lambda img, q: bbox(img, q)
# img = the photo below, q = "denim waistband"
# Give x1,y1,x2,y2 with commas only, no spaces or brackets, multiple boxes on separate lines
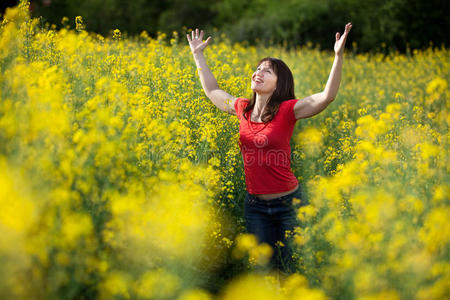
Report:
247,186,300,206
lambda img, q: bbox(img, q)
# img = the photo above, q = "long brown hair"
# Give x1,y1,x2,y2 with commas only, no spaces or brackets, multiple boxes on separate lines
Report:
243,57,296,123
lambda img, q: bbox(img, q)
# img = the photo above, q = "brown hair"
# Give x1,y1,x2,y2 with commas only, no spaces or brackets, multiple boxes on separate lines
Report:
243,57,296,123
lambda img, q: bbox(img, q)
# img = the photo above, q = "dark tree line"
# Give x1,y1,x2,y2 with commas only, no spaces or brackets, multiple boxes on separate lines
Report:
2,0,449,53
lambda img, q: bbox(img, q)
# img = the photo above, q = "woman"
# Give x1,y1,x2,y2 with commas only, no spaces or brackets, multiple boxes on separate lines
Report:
187,23,352,274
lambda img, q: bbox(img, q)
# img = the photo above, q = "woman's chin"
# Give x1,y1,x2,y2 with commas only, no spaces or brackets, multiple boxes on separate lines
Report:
251,86,262,93
251,88,270,95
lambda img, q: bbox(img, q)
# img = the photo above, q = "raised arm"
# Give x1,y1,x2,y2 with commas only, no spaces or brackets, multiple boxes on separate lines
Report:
187,28,237,115
294,23,352,119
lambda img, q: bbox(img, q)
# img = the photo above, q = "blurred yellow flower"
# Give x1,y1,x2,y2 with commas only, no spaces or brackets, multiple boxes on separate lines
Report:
178,289,212,300
99,271,131,300
296,126,324,155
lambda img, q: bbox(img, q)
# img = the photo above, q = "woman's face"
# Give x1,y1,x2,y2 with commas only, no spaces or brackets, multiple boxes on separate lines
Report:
251,61,277,95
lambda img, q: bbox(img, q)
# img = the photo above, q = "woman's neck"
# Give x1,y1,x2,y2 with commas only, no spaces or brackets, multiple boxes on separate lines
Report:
253,93,271,115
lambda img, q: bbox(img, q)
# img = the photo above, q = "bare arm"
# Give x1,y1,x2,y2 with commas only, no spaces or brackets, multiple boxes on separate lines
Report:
187,29,237,115
294,23,352,119
294,55,344,119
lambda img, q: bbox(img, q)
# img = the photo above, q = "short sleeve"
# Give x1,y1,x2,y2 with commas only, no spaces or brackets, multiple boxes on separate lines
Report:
234,97,248,119
285,99,299,124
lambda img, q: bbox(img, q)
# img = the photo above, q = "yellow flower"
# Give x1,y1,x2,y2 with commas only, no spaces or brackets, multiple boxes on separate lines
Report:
220,274,280,300
296,126,324,155
60,213,93,248
113,29,121,40
99,271,131,300
249,243,273,266
75,16,85,31
432,185,448,205
133,269,180,299
178,289,212,300
426,77,447,95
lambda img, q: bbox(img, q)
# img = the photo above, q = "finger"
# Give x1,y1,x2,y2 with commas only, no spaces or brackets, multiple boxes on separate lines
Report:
342,25,351,39
336,32,340,41
199,29,204,41
195,28,199,38
204,36,212,46
191,29,195,40
345,23,352,33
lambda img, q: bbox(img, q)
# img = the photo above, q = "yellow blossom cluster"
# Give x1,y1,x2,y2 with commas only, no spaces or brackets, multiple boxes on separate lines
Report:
294,79,448,298
220,273,328,300
232,233,273,266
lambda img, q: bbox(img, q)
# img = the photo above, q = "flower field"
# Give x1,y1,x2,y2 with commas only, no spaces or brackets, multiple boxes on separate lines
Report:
0,3,448,299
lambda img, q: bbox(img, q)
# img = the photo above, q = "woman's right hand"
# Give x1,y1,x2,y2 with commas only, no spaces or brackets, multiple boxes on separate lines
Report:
187,28,211,54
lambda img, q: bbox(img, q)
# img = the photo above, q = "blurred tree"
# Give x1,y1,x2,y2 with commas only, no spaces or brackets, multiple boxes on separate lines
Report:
26,0,450,53
157,0,216,34
31,0,165,37
214,0,449,53
395,0,449,50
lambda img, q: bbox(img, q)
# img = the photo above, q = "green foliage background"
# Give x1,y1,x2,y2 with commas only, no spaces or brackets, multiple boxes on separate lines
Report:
25,0,450,53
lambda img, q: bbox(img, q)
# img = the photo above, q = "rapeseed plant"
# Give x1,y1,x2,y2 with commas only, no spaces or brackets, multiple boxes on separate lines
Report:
0,1,448,299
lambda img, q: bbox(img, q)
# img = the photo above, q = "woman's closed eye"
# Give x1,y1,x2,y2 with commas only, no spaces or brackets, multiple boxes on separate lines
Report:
256,68,272,73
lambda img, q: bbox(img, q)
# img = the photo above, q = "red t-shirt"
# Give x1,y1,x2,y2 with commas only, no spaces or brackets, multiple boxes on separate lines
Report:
234,97,299,194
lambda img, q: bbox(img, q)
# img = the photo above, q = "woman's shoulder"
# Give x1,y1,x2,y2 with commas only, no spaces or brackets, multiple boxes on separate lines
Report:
234,97,250,115
278,99,299,123
281,98,299,104
236,97,250,107
280,99,299,109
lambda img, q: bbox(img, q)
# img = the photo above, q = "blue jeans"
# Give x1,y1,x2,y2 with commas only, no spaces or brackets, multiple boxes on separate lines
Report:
244,185,308,274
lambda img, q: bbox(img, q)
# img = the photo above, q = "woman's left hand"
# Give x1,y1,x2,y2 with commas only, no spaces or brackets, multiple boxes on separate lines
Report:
334,23,352,56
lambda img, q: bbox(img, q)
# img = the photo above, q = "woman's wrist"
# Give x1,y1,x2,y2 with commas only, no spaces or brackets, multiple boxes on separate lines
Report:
193,50,204,58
